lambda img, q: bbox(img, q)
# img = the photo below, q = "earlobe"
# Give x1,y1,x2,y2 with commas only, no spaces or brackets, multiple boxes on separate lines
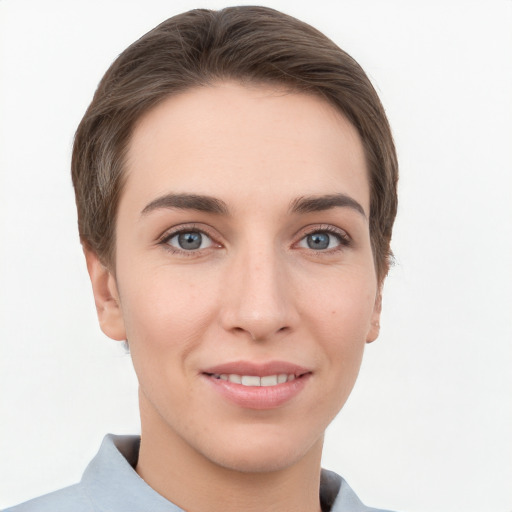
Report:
83,248,126,341
366,290,382,343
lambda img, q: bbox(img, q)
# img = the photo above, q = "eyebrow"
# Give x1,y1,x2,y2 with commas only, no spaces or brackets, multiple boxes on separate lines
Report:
140,192,366,218
141,193,229,216
289,194,367,218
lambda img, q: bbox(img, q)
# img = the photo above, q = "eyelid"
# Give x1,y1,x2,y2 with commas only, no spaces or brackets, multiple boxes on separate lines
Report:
298,224,350,240
157,222,213,241
157,223,222,254
294,224,352,250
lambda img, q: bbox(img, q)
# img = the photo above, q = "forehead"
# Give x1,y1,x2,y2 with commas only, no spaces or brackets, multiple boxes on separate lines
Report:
122,81,369,214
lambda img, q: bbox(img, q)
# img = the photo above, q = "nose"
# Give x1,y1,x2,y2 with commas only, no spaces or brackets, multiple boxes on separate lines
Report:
219,244,298,342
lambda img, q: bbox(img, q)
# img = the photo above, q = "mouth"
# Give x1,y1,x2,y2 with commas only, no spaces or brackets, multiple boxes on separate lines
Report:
201,361,312,409
204,372,302,387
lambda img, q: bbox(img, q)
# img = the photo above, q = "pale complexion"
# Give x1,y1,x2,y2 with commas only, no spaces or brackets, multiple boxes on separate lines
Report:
86,82,381,512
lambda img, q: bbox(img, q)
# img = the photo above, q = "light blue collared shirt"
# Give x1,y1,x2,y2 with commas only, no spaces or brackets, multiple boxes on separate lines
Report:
4,434,394,512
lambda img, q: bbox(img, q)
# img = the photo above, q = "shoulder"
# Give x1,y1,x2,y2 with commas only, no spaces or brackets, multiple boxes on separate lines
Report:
3,483,94,512
322,469,397,512
2,434,136,512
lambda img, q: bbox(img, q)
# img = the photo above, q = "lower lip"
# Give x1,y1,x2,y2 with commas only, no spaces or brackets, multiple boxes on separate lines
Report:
203,374,311,410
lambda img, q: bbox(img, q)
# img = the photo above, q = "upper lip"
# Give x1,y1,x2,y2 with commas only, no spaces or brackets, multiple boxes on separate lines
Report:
202,360,311,377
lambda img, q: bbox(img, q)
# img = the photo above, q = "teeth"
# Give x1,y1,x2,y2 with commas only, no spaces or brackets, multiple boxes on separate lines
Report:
228,374,242,384
241,375,261,387
260,375,278,386
212,373,297,386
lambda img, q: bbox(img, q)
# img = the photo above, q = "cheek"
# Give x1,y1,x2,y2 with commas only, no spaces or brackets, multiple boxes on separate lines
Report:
300,269,377,340
118,268,219,352
299,271,376,386
118,270,221,412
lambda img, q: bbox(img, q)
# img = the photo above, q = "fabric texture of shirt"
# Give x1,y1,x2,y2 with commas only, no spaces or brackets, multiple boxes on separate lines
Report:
4,434,394,512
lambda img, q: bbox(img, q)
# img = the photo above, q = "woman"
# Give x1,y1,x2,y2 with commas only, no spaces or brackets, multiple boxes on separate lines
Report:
5,6,398,511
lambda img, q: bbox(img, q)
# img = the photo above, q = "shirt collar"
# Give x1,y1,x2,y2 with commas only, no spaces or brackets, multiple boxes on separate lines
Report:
81,434,183,511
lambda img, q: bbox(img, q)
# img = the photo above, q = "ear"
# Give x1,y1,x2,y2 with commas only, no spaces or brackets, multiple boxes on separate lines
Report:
84,248,126,341
366,288,382,343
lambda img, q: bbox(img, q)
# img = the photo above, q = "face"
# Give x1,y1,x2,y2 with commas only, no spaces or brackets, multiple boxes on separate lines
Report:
88,82,381,474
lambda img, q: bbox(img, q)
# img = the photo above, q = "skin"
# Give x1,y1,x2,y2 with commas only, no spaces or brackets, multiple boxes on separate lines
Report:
86,82,382,512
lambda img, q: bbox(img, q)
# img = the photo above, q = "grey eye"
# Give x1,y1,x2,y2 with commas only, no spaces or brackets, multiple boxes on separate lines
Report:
298,231,342,251
167,231,212,251
307,233,330,250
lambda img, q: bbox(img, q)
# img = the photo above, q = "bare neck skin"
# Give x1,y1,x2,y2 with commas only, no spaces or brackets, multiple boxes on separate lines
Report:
136,391,323,512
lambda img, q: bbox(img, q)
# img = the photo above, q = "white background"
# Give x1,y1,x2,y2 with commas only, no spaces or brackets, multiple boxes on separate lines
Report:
1,1,511,511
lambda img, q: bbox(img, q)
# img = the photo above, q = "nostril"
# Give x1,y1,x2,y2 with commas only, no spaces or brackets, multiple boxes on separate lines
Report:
229,324,290,341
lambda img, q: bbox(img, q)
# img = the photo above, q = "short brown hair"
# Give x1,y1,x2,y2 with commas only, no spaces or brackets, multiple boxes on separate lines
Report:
72,6,398,282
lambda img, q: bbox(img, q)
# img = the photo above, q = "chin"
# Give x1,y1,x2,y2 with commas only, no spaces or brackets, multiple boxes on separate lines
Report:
214,449,305,474
199,428,323,474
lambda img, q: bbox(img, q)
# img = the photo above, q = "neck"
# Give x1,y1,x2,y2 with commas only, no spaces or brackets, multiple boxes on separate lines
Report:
136,394,323,512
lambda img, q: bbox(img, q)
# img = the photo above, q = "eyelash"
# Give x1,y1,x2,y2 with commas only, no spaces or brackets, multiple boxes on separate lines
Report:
158,224,219,257
296,225,351,253
157,223,351,256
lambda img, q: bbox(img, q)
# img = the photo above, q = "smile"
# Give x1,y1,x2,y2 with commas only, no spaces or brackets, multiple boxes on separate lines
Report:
208,373,297,386
201,362,311,409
